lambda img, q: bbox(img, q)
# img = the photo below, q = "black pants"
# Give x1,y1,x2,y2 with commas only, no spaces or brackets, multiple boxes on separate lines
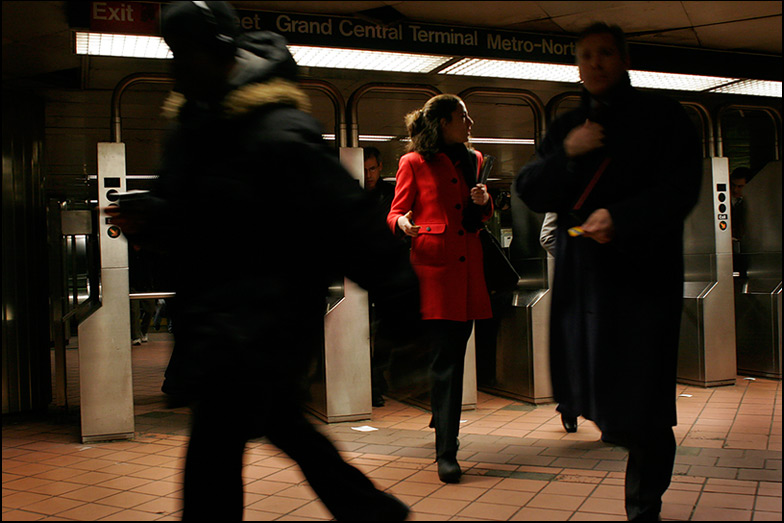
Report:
428,320,474,460
606,427,677,521
182,392,399,521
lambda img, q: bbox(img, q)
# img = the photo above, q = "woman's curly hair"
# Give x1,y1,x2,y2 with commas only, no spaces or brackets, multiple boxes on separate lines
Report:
404,94,465,161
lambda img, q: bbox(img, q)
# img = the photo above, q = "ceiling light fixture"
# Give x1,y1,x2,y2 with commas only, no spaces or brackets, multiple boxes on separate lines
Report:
72,33,780,98
288,45,453,73
75,32,172,59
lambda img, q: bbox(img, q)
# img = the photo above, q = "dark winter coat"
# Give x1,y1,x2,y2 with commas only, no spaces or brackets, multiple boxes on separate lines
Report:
131,32,419,400
515,79,702,432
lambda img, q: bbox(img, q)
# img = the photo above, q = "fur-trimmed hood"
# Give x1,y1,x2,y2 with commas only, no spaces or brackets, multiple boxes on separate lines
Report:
161,30,310,119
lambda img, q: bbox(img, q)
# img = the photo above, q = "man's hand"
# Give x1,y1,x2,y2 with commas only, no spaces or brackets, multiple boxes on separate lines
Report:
564,120,605,158
580,208,615,244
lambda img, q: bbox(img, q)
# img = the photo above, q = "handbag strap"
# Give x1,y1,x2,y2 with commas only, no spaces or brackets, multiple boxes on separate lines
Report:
572,157,611,211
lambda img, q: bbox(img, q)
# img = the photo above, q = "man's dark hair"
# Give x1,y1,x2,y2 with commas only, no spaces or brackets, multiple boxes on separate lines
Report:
577,22,629,60
364,146,382,163
731,166,752,181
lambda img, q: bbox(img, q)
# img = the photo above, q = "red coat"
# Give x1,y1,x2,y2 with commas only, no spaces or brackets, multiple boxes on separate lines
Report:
387,150,493,321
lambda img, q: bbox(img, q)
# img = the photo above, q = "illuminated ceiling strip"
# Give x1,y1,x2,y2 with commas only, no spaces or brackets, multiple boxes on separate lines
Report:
708,79,782,97
470,137,534,145
288,45,453,73
73,33,780,98
75,32,172,59
439,58,580,83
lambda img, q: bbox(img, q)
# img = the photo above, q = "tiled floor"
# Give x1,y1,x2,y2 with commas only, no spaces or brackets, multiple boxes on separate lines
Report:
2,333,781,521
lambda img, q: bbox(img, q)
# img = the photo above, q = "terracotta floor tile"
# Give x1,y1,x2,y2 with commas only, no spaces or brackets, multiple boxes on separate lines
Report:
97,508,163,520
60,485,120,502
510,506,574,520
1,490,51,509
752,510,784,521
411,496,470,516
527,492,586,511
458,500,521,520
99,475,151,491
289,499,334,520
540,480,597,497
129,495,180,516
244,480,295,496
580,496,626,516
691,505,752,520
96,490,158,509
0,509,43,521
22,495,84,516
430,484,486,501
246,494,311,515
754,495,783,512
476,488,535,506
495,477,549,492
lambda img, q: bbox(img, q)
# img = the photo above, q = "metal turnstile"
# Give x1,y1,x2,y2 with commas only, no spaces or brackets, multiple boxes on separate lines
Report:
734,161,782,379
677,157,737,387
477,191,553,404
77,143,135,442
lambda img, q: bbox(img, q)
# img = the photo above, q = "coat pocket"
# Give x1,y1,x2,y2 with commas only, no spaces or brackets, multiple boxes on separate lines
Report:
411,223,447,266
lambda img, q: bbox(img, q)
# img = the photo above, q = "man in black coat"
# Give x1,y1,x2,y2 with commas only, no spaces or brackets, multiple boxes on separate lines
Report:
515,23,702,521
109,2,417,520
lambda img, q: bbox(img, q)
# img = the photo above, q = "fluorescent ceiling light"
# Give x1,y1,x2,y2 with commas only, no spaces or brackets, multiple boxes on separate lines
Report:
628,70,736,92
322,134,397,141
708,79,782,97
358,135,398,142
470,137,534,145
288,45,452,73
439,58,580,83
72,33,779,98
75,32,171,59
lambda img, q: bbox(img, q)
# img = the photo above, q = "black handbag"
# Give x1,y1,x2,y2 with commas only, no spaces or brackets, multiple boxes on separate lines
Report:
479,226,520,293
477,155,520,293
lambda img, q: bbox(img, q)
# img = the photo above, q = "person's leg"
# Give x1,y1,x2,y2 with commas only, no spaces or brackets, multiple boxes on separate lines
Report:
182,398,247,521
622,427,676,521
429,321,473,480
130,299,142,342
264,399,408,521
140,298,155,339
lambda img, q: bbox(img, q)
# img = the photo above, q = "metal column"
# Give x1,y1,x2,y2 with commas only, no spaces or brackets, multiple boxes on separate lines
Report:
77,143,135,442
677,157,737,387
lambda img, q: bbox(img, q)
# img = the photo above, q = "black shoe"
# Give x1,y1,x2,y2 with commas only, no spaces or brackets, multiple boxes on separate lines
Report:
372,394,385,407
561,413,578,433
437,457,462,483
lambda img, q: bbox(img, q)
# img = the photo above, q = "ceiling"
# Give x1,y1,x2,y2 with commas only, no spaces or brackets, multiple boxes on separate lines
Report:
2,1,782,89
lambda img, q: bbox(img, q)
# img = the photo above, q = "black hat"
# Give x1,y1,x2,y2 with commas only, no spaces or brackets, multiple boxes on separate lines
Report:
161,1,240,57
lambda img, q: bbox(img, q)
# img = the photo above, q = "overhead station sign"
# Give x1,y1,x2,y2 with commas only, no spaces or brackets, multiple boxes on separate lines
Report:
234,9,578,65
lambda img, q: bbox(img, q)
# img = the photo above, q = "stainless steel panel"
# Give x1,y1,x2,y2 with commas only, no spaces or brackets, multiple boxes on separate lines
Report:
733,161,782,379
677,158,737,387
61,210,93,236
481,288,553,404
78,143,134,442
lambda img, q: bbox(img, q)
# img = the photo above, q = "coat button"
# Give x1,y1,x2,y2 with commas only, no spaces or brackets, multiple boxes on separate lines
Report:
451,178,458,184
459,256,466,262
426,226,431,232
458,230,464,236
455,203,462,209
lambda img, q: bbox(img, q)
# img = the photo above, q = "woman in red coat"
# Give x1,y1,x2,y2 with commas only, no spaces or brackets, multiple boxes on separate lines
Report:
387,94,493,483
